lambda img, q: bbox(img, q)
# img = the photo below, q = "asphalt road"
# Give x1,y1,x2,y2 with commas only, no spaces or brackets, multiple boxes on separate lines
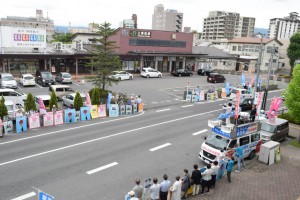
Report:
1,73,286,200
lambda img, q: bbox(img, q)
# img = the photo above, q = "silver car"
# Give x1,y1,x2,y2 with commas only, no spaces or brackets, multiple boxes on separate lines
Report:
55,72,72,84
62,93,86,108
0,73,17,89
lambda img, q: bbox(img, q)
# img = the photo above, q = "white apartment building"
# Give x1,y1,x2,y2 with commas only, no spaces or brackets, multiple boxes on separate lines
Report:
202,11,255,41
152,4,183,32
0,9,54,42
268,12,300,39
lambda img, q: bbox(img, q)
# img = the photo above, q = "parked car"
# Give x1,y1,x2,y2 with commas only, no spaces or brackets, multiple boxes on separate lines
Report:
34,95,51,110
207,73,226,83
55,72,72,84
19,74,36,86
0,73,17,89
261,118,289,142
141,67,162,78
62,93,86,108
197,68,216,76
239,98,254,111
49,85,75,100
35,70,55,87
109,71,133,80
4,100,25,119
0,89,27,106
171,69,193,77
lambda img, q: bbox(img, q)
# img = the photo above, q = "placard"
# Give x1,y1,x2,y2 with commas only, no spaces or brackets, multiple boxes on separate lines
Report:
28,113,41,129
221,88,227,98
90,105,99,118
109,104,119,117
133,104,138,113
80,107,91,121
16,116,27,133
200,91,205,101
75,111,80,122
3,121,13,133
186,94,192,102
119,105,126,115
43,112,54,126
54,110,64,125
64,109,76,123
125,105,132,114
98,104,107,118
138,103,144,112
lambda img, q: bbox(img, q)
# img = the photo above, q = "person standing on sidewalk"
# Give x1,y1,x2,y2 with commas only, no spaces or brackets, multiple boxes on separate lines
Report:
211,161,219,188
181,169,191,199
150,177,160,200
200,164,213,195
132,179,143,199
159,174,171,200
227,157,235,183
235,144,246,172
191,164,202,195
170,176,182,200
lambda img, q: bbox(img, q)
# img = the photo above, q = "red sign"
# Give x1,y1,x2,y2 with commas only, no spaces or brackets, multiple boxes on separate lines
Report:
234,91,240,119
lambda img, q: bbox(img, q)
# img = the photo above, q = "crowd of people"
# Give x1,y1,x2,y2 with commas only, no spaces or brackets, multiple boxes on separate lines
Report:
126,144,247,200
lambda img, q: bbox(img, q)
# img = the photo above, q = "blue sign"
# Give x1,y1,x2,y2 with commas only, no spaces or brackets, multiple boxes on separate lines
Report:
218,111,234,119
80,107,91,121
212,127,231,138
64,109,75,123
39,191,54,200
16,116,27,133
109,104,119,117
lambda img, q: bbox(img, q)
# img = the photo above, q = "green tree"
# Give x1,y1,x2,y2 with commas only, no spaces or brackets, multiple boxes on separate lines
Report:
49,90,58,111
283,64,300,123
86,22,122,90
73,92,83,110
0,96,8,120
287,32,300,76
91,87,100,105
24,93,37,112
51,32,73,43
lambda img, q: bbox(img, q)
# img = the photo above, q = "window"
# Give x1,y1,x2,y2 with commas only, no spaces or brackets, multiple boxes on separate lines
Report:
56,88,64,92
278,123,289,131
232,46,237,51
251,132,260,143
129,38,186,48
229,139,237,148
239,136,250,146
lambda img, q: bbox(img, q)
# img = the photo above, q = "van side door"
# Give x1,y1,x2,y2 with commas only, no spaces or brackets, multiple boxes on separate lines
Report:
239,135,250,158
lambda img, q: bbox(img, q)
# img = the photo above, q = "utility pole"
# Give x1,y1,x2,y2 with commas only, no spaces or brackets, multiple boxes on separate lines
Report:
254,34,264,96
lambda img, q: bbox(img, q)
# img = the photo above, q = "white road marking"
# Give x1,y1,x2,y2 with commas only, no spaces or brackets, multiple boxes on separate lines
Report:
192,129,208,136
156,109,171,112
165,100,171,102
173,98,180,101
152,101,158,104
181,105,194,108
86,162,118,175
11,192,36,200
0,112,145,146
160,101,165,103
0,109,221,167
149,143,171,151
73,82,79,86
173,89,179,91
35,84,43,88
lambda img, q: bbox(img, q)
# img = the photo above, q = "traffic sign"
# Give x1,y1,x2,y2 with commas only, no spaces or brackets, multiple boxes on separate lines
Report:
39,191,54,200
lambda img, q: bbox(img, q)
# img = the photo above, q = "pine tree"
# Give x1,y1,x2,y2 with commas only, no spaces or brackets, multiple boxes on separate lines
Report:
0,96,8,120
287,32,300,76
24,93,37,112
283,64,300,123
86,22,122,90
91,87,100,105
49,90,58,111
73,92,83,111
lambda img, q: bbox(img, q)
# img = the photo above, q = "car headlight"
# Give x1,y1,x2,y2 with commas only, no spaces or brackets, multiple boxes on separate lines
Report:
42,80,45,82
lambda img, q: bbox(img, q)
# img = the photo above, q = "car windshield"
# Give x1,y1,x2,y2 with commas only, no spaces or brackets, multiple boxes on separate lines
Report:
63,74,71,78
205,133,230,150
2,76,14,81
261,123,276,133
41,73,52,78
24,76,33,80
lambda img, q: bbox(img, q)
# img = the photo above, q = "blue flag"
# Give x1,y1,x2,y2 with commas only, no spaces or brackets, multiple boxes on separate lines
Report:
241,74,246,86
107,92,112,109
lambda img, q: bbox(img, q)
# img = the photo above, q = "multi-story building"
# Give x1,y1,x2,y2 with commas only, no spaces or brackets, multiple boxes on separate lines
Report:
268,12,300,39
121,14,138,29
202,11,255,41
152,4,183,32
0,9,54,41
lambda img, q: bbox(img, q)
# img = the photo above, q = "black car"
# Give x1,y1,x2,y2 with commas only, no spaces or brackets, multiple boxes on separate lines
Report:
35,70,55,87
171,69,193,77
239,98,254,111
207,73,226,83
197,68,214,76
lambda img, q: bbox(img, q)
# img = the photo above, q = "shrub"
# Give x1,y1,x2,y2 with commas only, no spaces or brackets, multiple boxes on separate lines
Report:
278,113,300,124
24,93,37,112
0,96,8,120
73,92,83,110
49,90,58,111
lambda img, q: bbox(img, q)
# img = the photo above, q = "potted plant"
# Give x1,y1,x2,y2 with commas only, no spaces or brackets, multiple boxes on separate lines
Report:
0,96,8,120
24,93,37,114
49,90,58,111
73,92,83,111
91,87,100,105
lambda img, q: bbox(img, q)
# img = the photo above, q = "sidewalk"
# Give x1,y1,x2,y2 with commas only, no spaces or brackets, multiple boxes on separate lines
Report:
188,143,300,200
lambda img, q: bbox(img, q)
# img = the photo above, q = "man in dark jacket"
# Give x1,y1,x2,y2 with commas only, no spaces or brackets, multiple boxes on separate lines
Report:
250,104,257,122
191,164,202,195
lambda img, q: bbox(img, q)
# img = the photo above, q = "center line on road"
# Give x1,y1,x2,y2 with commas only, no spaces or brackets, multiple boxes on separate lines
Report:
192,129,208,136
86,162,118,175
149,143,171,151
156,109,171,112
181,105,194,108
11,192,36,200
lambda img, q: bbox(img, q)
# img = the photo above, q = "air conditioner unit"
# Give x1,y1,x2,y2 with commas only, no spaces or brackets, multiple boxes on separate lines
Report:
56,42,62,50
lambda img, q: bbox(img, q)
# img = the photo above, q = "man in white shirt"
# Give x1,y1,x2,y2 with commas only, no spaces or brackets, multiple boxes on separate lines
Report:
150,177,160,200
201,164,213,195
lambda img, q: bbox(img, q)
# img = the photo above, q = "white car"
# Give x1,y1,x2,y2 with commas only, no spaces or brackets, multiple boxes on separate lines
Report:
19,74,36,86
0,89,27,106
34,95,51,110
0,73,17,89
4,100,25,119
62,93,86,108
141,67,162,78
55,72,72,84
109,71,133,80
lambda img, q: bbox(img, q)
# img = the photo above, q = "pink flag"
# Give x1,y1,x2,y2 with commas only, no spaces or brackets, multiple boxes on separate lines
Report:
38,97,46,110
248,77,255,88
267,97,283,119
234,91,240,119
85,92,91,107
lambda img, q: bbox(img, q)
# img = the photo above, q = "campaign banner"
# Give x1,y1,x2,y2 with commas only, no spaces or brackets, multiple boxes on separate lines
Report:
28,113,40,129
43,112,54,126
215,91,219,99
3,121,13,133
90,105,99,119
254,92,264,116
186,94,192,102
234,91,240,119
109,104,119,117
249,77,255,88
200,91,205,101
125,105,132,114
65,109,76,123
268,97,283,120
195,86,200,102
133,104,138,113
54,110,64,125
80,107,91,121
225,83,230,95
138,103,144,112
119,105,126,115
98,104,107,117
241,74,246,86
191,94,197,102
75,111,80,122
221,88,227,98
16,116,27,133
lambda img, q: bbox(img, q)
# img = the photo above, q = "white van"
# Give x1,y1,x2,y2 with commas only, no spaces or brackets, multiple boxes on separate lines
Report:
49,85,75,100
0,89,27,106
228,88,253,102
199,120,263,164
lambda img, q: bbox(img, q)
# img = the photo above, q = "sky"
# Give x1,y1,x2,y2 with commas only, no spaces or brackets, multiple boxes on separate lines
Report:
0,0,297,31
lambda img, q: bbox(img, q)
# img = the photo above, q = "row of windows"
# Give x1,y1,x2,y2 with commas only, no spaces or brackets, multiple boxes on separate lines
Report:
129,38,186,48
